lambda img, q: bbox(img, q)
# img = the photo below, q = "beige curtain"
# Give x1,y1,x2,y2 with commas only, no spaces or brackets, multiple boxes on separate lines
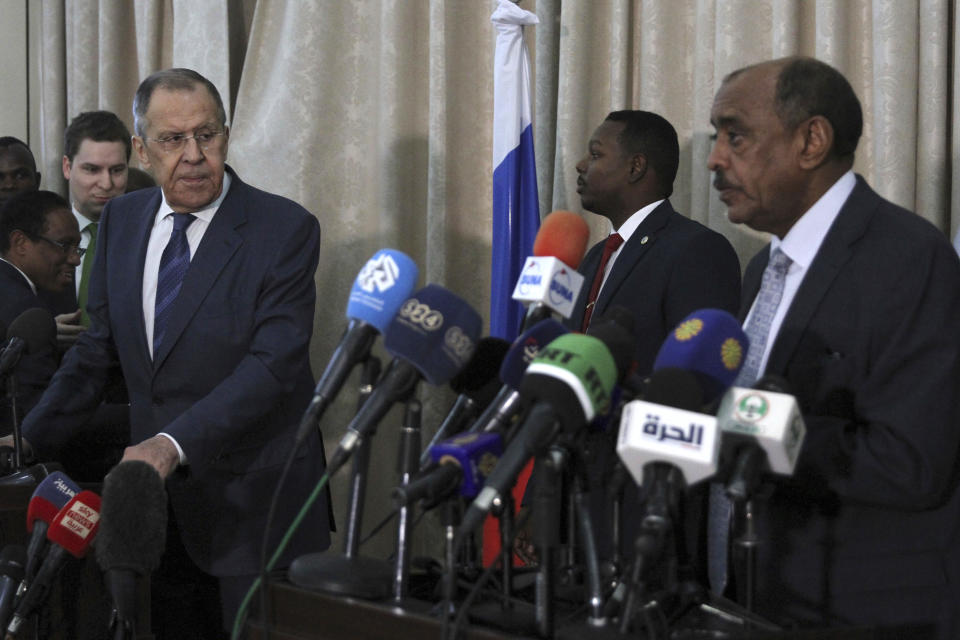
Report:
35,0,959,558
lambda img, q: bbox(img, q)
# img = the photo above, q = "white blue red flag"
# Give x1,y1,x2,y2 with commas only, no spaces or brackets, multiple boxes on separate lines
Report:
490,0,540,340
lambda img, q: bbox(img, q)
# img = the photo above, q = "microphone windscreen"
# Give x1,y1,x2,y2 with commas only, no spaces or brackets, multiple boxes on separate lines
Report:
450,337,510,398
521,333,617,430
26,472,79,532
644,367,704,411
6,308,55,353
47,491,101,559
384,284,482,386
346,249,419,332
499,318,568,389
653,308,747,402
533,210,590,269
96,461,167,574
430,432,504,497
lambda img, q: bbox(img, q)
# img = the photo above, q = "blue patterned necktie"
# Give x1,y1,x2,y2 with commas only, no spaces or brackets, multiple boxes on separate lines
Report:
708,247,792,596
154,213,196,356
734,248,793,387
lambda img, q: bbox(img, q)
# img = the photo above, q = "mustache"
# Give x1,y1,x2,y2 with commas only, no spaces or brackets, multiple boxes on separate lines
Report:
713,173,736,191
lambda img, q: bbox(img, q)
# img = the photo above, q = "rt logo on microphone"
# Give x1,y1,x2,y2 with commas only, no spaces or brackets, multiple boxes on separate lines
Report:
357,253,400,293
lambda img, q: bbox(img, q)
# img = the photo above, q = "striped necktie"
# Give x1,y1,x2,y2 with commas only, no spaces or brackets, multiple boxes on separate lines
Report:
153,213,196,356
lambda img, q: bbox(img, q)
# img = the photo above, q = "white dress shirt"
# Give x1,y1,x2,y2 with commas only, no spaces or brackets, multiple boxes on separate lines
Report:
597,198,665,299
143,172,231,463
743,170,856,376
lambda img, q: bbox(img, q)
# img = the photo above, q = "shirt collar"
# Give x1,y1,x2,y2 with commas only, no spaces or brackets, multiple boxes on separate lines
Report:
771,170,856,269
614,198,665,242
72,206,96,231
155,171,232,225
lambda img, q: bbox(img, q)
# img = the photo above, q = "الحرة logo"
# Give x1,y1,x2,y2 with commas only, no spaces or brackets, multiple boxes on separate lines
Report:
674,318,704,341
721,337,744,371
736,393,769,422
399,298,444,331
356,253,400,293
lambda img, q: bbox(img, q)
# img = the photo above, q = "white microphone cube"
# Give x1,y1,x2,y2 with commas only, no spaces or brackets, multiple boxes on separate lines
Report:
617,400,720,487
717,387,806,475
511,257,584,319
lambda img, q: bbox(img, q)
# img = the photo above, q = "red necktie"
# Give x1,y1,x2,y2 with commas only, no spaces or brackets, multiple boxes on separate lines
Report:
581,232,624,331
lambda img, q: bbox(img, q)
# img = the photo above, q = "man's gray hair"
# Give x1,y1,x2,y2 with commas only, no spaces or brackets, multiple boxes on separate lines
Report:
132,68,227,137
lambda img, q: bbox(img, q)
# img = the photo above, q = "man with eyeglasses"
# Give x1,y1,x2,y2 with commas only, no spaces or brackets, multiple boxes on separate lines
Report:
18,68,331,638
0,190,80,435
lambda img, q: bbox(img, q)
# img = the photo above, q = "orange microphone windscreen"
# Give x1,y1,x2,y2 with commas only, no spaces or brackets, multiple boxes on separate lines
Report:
532,210,590,269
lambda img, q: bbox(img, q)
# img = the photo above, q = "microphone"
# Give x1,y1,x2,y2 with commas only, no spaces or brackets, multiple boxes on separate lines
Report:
716,376,807,501
0,546,25,631
327,284,482,476
616,368,722,489
652,308,749,406
0,308,56,377
7,490,101,638
396,432,504,507
22,471,80,587
460,332,620,535
512,211,590,326
295,249,419,444
468,318,568,435
419,337,510,467
96,461,168,638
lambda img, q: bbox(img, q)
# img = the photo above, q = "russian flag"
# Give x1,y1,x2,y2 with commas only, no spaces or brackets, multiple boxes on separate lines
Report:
490,0,540,341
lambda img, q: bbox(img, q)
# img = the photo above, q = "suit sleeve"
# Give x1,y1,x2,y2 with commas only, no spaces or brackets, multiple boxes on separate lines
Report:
21,203,121,456
790,238,960,511
160,211,321,474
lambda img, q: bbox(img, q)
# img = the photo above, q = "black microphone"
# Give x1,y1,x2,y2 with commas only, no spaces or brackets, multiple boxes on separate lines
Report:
419,337,509,467
0,308,55,378
0,545,25,631
96,461,167,639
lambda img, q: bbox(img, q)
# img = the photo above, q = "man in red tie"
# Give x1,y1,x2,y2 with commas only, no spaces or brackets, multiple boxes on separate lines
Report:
567,110,741,561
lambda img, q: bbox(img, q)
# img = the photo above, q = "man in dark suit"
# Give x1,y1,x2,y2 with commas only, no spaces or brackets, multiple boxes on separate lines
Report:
20,68,331,638
708,57,960,636
558,110,741,562
0,190,80,435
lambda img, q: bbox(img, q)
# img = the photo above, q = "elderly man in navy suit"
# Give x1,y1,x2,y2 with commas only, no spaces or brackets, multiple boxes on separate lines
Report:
19,68,331,638
708,57,960,637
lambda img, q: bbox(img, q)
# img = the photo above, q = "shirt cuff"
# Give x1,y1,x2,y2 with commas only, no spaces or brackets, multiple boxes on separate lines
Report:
158,432,187,465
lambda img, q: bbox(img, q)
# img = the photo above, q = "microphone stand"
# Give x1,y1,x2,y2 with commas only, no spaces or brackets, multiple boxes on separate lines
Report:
288,357,393,599
393,399,421,602
532,444,566,639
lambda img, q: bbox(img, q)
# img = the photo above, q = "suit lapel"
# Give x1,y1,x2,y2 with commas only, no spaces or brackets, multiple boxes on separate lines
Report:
764,177,874,375
152,179,245,370
592,201,672,319
115,190,162,370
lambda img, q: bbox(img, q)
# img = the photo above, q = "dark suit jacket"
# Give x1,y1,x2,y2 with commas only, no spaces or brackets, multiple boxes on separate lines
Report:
22,169,331,575
0,261,59,436
569,200,742,373
566,200,741,559
742,177,960,637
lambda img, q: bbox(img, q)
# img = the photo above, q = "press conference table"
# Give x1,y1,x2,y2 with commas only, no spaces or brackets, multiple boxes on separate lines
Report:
246,579,930,640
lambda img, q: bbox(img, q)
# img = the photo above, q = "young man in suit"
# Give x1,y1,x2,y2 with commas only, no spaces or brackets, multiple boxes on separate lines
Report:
545,110,741,563
708,57,960,637
19,68,331,638
0,190,80,434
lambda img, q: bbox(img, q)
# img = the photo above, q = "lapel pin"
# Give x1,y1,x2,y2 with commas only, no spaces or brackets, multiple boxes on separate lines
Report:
640,235,649,245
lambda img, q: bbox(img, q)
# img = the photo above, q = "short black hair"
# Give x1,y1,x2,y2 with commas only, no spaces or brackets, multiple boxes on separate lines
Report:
64,111,132,161
604,110,680,198
0,190,70,254
133,68,227,137
0,137,37,168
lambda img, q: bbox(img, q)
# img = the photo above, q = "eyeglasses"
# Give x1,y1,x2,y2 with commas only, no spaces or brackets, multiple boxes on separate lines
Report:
31,235,86,258
145,130,225,153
